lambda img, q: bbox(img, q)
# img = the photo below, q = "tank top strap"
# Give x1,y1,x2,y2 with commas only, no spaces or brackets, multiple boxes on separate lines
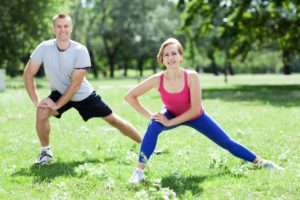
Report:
183,69,189,89
159,72,164,91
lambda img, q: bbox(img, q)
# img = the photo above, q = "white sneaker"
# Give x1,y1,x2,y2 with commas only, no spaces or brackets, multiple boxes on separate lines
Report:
35,151,53,165
154,148,163,155
257,159,285,171
129,168,144,184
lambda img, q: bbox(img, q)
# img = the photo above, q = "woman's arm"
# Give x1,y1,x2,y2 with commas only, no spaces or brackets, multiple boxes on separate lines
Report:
125,74,160,120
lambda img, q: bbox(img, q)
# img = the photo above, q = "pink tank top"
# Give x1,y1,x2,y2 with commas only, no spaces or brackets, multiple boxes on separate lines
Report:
158,70,203,118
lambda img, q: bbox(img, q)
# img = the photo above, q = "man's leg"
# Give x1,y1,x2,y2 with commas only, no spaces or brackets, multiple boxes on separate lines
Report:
102,113,142,143
36,98,59,146
35,98,58,164
36,107,52,147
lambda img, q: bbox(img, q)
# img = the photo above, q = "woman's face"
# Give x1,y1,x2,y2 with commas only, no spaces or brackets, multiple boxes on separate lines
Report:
162,44,183,69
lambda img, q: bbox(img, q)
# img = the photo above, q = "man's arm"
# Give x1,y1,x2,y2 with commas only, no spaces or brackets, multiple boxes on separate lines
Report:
23,59,42,106
47,69,86,110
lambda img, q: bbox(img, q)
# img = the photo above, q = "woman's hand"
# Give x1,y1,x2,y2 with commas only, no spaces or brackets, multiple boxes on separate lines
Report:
152,112,172,127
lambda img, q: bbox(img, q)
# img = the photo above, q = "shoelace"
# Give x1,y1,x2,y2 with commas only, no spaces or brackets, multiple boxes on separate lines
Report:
39,151,53,159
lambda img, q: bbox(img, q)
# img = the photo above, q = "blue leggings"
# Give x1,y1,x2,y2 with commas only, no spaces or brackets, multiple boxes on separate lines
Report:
139,110,257,163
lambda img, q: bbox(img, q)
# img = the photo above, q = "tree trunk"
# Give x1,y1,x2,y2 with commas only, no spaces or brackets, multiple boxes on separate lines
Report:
282,50,292,75
211,61,219,75
283,64,291,75
224,60,229,83
109,57,114,78
137,58,144,77
123,59,128,77
87,46,98,78
151,59,157,74
228,62,235,75
207,49,219,75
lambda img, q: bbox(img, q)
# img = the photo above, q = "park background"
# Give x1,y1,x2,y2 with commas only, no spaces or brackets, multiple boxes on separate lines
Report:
0,0,299,199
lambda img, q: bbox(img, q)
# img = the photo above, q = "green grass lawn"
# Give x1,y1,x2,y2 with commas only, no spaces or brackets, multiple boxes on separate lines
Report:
0,74,299,199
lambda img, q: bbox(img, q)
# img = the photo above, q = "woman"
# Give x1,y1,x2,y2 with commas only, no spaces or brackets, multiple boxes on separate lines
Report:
125,38,284,183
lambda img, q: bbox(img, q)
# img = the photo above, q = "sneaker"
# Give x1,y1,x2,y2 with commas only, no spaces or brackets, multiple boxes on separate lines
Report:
257,159,285,171
35,151,53,165
154,148,163,155
129,168,144,184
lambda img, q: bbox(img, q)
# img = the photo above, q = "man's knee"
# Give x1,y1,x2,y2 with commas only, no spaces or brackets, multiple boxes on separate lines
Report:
104,114,124,127
36,107,53,121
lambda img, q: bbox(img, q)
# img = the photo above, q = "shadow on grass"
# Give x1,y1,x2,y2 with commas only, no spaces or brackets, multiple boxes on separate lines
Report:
160,171,230,197
203,84,300,107
12,157,116,182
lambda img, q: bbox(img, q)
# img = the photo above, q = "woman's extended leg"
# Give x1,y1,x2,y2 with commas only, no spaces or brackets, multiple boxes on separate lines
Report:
186,112,257,162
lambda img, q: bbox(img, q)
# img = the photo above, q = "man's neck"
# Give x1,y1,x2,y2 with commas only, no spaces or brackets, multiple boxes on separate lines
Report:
56,40,71,52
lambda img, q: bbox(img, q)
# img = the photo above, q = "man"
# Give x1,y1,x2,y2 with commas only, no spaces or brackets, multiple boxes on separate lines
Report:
23,13,142,165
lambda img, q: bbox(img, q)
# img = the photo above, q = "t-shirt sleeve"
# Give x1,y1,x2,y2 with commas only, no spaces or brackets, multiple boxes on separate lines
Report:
75,46,91,69
30,42,45,64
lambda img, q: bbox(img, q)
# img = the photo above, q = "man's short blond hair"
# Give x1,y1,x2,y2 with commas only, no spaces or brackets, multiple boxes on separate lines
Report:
52,13,72,26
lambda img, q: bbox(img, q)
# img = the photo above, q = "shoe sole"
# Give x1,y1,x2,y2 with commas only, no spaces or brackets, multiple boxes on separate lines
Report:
35,159,53,165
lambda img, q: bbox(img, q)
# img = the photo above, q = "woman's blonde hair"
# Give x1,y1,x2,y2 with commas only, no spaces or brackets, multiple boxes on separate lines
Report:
156,38,184,65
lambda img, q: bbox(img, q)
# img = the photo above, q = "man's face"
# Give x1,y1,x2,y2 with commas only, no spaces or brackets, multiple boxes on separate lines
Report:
52,17,73,41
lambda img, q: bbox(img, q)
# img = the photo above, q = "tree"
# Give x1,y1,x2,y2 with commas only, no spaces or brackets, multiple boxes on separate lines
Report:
70,0,180,78
0,0,69,76
178,0,300,75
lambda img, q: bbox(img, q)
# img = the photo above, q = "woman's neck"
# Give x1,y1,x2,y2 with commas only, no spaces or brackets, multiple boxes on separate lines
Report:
165,68,182,80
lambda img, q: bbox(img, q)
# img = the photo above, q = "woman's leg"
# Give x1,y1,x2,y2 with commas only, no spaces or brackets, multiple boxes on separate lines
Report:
130,110,178,183
138,109,177,168
139,120,164,164
185,112,257,162
139,109,176,163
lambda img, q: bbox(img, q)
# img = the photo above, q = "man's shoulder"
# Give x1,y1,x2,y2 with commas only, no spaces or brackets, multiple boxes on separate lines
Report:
40,39,56,47
71,40,87,50
31,39,55,58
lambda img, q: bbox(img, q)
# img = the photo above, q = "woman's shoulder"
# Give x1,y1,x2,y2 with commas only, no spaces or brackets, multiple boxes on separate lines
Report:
185,69,199,77
150,71,164,79
143,72,163,83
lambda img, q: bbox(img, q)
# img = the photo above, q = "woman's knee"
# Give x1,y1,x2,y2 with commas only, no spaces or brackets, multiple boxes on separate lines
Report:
148,120,163,129
144,120,164,136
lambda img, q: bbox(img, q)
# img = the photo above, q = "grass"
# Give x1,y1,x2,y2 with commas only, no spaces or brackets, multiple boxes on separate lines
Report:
0,74,299,199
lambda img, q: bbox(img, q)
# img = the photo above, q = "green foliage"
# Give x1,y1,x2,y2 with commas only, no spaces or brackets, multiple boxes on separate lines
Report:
69,0,180,77
0,0,71,76
179,0,300,74
233,50,282,73
1,75,300,199
2,0,299,77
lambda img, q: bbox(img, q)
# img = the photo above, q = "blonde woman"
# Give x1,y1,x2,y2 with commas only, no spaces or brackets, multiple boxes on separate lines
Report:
125,38,284,183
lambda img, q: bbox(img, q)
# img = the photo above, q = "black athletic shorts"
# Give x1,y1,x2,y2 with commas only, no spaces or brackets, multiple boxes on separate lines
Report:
48,91,113,121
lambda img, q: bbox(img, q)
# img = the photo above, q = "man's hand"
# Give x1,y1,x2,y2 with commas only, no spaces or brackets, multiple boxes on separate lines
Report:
37,98,58,110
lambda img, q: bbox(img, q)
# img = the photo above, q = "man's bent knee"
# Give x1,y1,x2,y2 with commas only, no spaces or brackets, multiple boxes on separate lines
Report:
103,113,124,127
36,107,57,121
